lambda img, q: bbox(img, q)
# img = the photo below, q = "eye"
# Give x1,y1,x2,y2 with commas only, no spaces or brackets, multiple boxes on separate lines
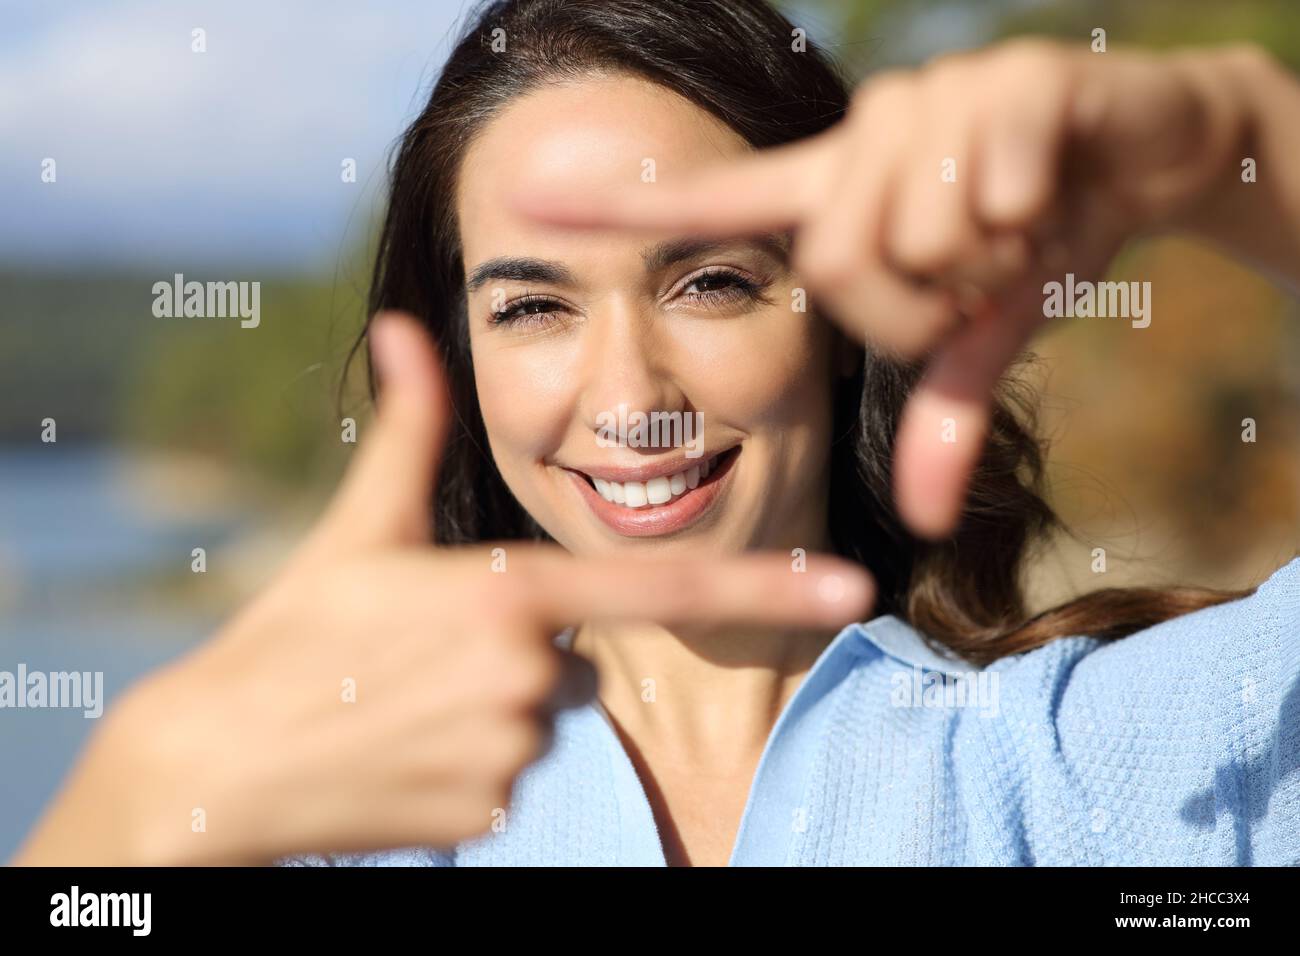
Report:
490,295,565,328
679,268,765,308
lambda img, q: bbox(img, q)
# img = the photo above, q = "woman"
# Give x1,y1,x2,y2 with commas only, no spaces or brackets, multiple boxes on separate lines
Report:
13,0,1300,866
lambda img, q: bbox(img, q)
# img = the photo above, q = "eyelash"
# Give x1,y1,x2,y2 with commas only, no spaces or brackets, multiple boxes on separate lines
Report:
488,268,767,327
489,294,561,328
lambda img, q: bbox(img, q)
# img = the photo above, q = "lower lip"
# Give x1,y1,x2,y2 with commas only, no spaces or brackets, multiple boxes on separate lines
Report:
565,449,739,538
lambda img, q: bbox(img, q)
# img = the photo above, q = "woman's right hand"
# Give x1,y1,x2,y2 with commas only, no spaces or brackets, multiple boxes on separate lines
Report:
11,312,873,867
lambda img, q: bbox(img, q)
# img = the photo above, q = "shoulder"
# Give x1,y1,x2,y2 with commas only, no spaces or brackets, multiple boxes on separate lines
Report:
1049,554,1300,727
987,553,1300,699
959,554,1300,864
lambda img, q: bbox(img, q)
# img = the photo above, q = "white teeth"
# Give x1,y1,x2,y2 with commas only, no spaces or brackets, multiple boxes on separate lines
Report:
588,453,724,509
646,476,671,505
624,481,648,507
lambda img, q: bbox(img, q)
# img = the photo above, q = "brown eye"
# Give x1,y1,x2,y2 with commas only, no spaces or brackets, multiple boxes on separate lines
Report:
685,270,748,294
680,268,764,307
491,296,564,327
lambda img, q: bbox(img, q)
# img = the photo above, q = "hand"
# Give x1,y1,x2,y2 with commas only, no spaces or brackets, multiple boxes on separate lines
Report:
513,39,1266,539
11,312,874,866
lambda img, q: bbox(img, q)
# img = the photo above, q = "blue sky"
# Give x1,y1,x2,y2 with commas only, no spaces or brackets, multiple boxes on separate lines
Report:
0,0,472,273
0,0,979,274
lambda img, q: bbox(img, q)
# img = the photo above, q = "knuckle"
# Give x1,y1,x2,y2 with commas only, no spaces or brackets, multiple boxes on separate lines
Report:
794,240,863,292
907,289,956,327
1224,41,1275,74
500,647,561,706
999,39,1073,91
849,71,914,120
921,50,976,88
890,221,960,274
995,36,1063,70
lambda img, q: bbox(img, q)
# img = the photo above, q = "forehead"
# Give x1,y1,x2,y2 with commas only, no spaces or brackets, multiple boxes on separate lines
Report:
456,74,750,267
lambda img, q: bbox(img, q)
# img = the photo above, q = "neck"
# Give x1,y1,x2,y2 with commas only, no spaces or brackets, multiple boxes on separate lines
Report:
570,619,837,764
573,513,839,764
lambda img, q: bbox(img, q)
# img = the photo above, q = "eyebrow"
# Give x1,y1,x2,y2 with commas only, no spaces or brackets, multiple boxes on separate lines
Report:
641,234,790,273
463,234,790,294
465,257,576,294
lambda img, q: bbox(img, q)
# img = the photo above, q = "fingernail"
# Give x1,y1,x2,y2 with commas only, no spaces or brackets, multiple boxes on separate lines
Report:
817,574,847,603
815,570,874,618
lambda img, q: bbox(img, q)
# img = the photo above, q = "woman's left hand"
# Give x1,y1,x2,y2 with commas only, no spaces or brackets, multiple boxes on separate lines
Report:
515,38,1297,539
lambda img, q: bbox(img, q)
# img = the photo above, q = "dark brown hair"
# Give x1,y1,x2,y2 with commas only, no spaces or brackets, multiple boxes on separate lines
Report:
355,0,1254,666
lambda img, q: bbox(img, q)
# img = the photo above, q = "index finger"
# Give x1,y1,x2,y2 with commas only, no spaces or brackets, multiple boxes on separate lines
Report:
892,290,1044,539
517,550,875,631
510,129,838,238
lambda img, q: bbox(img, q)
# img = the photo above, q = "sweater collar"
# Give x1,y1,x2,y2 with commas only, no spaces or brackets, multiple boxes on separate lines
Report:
554,613,975,677
854,613,978,677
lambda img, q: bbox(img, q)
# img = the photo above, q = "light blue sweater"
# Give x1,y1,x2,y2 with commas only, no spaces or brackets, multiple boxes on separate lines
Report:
283,555,1300,866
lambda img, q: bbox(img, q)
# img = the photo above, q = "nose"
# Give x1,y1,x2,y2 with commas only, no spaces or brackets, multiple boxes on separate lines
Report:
576,304,688,451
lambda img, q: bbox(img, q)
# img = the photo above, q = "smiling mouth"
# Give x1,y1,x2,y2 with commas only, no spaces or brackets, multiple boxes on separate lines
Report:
576,446,739,510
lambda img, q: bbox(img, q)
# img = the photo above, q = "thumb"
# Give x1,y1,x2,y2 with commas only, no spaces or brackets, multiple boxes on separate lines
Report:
321,311,452,550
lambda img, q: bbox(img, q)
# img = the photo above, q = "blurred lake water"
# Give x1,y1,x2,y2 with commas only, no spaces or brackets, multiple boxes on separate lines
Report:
0,445,246,860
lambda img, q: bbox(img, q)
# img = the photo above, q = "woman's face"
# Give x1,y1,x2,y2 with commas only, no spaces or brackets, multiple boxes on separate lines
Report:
456,74,839,558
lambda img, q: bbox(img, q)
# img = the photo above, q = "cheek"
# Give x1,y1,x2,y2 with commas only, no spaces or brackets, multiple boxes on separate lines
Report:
680,309,834,430
471,339,577,467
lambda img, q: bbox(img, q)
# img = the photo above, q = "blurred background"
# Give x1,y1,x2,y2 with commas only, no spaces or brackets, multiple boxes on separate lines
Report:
2,0,1298,859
